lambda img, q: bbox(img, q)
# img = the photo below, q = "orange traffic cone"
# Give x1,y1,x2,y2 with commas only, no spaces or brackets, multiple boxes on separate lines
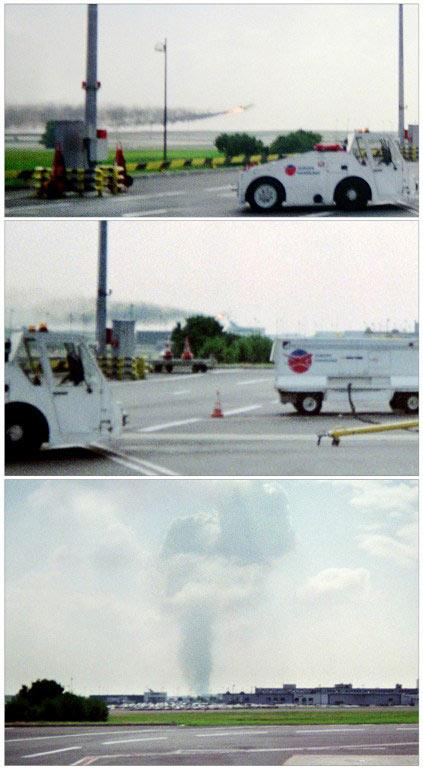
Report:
211,391,224,418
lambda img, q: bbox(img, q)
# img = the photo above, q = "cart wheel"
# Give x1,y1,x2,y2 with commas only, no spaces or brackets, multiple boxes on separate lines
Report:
295,394,323,416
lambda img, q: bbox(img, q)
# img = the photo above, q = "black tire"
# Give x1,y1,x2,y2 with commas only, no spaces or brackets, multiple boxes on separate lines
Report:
154,363,163,373
334,178,370,211
165,364,173,374
389,393,402,411
192,364,199,373
5,408,45,458
246,177,284,212
403,393,418,415
294,393,323,416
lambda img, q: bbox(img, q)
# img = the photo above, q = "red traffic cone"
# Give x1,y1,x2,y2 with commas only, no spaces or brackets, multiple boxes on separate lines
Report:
115,142,133,187
181,337,194,361
46,144,67,198
211,391,224,418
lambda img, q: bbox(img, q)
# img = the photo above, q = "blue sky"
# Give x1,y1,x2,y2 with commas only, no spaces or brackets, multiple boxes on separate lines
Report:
5,479,417,696
5,4,418,131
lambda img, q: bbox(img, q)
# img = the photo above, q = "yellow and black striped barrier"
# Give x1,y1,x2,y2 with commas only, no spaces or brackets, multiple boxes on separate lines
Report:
317,419,418,446
6,145,419,190
97,356,147,381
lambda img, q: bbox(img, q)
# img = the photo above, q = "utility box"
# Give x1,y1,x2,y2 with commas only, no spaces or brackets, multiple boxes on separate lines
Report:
407,124,419,147
112,320,136,357
53,120,85,168
51,120,108,168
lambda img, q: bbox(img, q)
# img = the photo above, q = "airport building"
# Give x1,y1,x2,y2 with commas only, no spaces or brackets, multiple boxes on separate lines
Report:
89,690,167,706
222,683,418,707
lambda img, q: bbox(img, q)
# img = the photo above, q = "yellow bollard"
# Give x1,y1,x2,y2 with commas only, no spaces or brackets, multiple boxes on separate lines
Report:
95,166,104,197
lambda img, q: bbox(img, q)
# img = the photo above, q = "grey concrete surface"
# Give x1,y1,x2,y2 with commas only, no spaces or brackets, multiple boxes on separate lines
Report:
5,171,418,217
5,724,419,765
5,369,418,476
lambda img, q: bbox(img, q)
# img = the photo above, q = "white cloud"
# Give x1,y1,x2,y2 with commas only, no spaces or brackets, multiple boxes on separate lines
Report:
358,517,418,568
348,482,417,514
299,567,370,600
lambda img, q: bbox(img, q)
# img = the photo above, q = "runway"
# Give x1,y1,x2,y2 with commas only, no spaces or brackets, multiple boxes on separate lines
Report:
5,724,418,765
6,369,418,476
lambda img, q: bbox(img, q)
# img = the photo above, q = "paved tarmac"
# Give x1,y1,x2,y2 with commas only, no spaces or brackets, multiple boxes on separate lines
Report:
5,369,418,476
5,724,419,765
5,171,418,217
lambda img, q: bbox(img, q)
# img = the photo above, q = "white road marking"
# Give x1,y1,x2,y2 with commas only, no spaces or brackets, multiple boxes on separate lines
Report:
396,726,419,730
237,378,272,386
147,373,195,383
203,185,233,192
296,728,370,734
102,736,168,745
134,191,186,200
90,444,178,476
6,729,157,743
23,746,82,758
83,741,418,760
71,758,98,766
122,209,170,217
196,730,270,737
6,202,70,215
172,390,191,395
223,404,263,416
120,430,417,444
140,417,201,432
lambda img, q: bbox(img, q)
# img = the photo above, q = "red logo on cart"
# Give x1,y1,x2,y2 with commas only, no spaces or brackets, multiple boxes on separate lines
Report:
285,164,297,176
287,349,313,373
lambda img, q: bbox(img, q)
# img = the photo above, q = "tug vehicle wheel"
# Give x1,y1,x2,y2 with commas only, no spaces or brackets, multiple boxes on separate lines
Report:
5,407,45,458
246,178,284,212
334,178,370,211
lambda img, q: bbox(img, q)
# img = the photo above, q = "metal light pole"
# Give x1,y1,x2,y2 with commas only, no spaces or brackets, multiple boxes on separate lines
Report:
96,220,108,355
84,4,100,168
398,4,405,145
155,39,168,162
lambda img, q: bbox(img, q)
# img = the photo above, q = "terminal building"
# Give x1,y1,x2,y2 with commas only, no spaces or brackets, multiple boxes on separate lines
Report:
222,683,418,707
89,690,167,706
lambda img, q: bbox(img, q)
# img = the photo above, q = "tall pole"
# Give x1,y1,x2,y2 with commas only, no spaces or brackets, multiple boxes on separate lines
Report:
85,4,99,168
398,4,405,145
163,39,168,162
96,220,108,355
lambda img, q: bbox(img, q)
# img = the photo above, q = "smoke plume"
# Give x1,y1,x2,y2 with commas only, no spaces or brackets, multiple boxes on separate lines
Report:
160,482,294,694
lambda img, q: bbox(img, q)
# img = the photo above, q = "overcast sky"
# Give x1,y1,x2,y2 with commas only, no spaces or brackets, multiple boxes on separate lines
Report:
5,219,418,335
5,479,417,696
5,3,418,131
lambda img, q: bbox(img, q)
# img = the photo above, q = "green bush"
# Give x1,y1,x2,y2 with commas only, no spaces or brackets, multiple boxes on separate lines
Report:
215,133,266,158
5,679,108,722
171,316,224,357
269,129,322,155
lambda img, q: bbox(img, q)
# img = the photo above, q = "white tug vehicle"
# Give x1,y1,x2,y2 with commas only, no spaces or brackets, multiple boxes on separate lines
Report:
238,132,418,212
5,327,125,456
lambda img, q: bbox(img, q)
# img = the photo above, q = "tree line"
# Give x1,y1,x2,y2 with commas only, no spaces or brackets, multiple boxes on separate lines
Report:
170,316,272,364
215,129,323,157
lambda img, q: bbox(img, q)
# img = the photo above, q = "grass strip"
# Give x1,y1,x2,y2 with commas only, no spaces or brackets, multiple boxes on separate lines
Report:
7,708,418,728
